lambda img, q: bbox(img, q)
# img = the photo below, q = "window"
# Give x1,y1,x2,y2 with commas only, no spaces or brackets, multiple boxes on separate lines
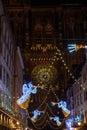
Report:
3,68,5,84
80,93,82,104
0,65,2,79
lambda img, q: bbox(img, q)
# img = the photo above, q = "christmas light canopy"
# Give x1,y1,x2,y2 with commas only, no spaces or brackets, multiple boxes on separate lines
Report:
16,46,72,129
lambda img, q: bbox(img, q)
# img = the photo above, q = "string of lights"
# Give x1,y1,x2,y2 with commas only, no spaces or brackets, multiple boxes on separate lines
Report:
0,36,85,129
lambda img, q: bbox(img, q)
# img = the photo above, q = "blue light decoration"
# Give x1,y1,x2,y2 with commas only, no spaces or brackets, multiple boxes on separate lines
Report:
31,109,41,122
50,116,61,126
51,100,70,118
16,82,37,109
85,45,87,49
68,44,87,53
68,44,76,53
65,118,72,130
74,115,82,123
72,115,83,127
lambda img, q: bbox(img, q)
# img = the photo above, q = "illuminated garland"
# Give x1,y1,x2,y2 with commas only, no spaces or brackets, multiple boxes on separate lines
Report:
25,87,70,129
16,44,86,129
16,46,71,129
55,47,85,90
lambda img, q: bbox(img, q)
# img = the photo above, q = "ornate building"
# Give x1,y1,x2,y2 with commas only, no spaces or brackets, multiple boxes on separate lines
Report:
2,0,86,91
2,0,87,129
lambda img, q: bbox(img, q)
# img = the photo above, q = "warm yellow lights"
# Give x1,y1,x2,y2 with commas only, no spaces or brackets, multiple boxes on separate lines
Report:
75,44,85,51
77,122,81,126
16,121,20,125
74,128,78,130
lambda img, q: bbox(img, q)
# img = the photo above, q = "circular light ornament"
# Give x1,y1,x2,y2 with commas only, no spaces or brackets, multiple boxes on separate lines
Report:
31,64,57,86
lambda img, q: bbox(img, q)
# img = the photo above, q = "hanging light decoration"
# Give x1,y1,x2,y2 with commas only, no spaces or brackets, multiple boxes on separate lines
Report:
68,43,87,53
31,109,42,122
16,82,37,109
51,101,70,118
31,64,58,87
17,45,73,129
50,116,62,126
17,42,87,129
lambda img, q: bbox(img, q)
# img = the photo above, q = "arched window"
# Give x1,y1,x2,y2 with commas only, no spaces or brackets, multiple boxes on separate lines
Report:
44,22,53,34
34,23,43,44
44,22,54,44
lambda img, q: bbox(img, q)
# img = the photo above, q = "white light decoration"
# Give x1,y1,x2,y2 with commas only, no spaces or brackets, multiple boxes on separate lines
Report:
74,115,82,122
51,100,70,117
17,82,37,109
58,101,70,117
68,43,87,53
16,46,73,129
50,116,62,126
31,109,42,122
65,119,72,130
68,44,76,53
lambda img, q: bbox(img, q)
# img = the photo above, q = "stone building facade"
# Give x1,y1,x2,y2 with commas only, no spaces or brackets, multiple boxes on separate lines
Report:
0,0,28,129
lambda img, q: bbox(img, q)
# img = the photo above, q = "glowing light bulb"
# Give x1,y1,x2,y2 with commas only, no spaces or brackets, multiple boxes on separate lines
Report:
77,122,81,126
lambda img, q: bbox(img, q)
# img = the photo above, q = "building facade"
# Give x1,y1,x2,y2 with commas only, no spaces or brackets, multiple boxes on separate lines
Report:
2,0,86,91
2,0,87,129
66,55,87,128
0,0,28,129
